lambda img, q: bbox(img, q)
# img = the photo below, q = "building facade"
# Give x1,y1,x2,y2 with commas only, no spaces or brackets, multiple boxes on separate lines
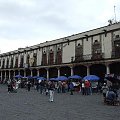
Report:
0,22,120,81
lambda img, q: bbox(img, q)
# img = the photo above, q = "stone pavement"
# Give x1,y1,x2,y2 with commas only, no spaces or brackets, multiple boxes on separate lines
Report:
0,84,119,120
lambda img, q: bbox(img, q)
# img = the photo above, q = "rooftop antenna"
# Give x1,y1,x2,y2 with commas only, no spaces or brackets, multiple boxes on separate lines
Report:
114,5,117,23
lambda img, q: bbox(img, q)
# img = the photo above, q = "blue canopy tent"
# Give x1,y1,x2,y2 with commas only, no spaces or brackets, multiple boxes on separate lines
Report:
37,77,46,81
26,76,33,79
56,76,68,81
68,75,82,79
32,76,39,79
15,75,23,78
83,75,100,81
22,76,28,79
49,78,57,81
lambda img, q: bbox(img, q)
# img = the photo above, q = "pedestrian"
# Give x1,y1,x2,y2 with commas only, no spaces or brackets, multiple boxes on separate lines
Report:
36,81,39,92
84,80,90,95
7,81,11,93
69,82,74,95
44,81,49,95
101,83,109,98
40,80,44,94
81,81,85,95
48,81,55,102
27,81,31,92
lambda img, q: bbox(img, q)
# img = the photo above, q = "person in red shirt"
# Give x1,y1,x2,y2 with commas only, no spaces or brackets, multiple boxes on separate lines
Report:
84,80,90,95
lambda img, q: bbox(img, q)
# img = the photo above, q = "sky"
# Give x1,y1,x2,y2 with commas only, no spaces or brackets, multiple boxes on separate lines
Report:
0,0,120,54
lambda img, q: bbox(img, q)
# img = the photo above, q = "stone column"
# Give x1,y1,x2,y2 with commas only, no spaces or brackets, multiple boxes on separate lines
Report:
31,69,33,77
46,68,49,80
87,65,90,76
37,69,39,76
8,70,10,79
70,66,73,76
57,67,60,77
106,63,110,74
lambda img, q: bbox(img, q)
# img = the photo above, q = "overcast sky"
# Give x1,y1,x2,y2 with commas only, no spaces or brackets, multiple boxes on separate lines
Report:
0,0,120,53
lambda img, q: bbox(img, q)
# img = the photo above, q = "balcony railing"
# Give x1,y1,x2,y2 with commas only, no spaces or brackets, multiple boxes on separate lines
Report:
111,51,120,58
71,53,104,63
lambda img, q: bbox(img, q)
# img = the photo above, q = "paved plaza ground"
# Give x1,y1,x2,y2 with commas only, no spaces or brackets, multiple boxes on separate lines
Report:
0,84,119,120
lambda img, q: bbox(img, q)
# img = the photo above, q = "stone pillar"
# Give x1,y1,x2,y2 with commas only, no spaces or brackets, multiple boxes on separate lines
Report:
87,65,90,76
31,69,33,77
106,63,110,74
46,68,49,80
58,68,60,77
37,69,39,76
8,71,10,79
70,66,73,76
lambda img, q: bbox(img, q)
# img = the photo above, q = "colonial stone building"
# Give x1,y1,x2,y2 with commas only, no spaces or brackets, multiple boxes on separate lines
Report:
0,22,120,80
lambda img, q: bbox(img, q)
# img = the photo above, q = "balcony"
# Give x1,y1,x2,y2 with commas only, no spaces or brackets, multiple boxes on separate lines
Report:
111,51,120,58
71,53,104,63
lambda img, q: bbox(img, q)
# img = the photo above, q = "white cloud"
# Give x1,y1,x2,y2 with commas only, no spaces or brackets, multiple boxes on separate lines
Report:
0,0,120,53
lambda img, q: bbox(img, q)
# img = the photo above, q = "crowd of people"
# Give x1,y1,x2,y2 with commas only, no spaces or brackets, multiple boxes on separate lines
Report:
1,77,119,105
101,82,120,105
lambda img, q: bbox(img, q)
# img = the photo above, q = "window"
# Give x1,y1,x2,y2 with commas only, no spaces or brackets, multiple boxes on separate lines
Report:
78,43,81,46
116,35,119,38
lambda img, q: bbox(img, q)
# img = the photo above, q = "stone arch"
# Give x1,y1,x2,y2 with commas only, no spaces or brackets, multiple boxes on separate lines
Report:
73,65,87,77
32,69,37,76
20,70,24,77
90,64,106,80
59,66,71,77
39,68,47,78
15,70,19,76
49,67,58,78
25,69,31,76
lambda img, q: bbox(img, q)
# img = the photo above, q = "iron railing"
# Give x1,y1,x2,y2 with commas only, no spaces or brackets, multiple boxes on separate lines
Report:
71,53,104,63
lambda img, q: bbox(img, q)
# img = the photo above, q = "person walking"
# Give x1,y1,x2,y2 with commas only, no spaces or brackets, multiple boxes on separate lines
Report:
69,82,74,95
27,81,31,92
7,81,11,93
48,81,55,102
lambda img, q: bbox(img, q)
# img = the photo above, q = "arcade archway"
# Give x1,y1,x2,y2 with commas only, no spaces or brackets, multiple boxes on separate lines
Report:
32,69,37,76
73,65,87,77
60,66,71,77
25,69,31,76
39,68,47,78
90,64,106,80
49,67,58,78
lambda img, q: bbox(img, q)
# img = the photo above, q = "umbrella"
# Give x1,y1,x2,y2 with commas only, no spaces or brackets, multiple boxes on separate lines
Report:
56,76,68,81
15,75,23,78
37,77,46,81
22,76,28,79
68,75,82,79
83,75,100,81
32,76,39,79
49,78,57,81
26,76,33,79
